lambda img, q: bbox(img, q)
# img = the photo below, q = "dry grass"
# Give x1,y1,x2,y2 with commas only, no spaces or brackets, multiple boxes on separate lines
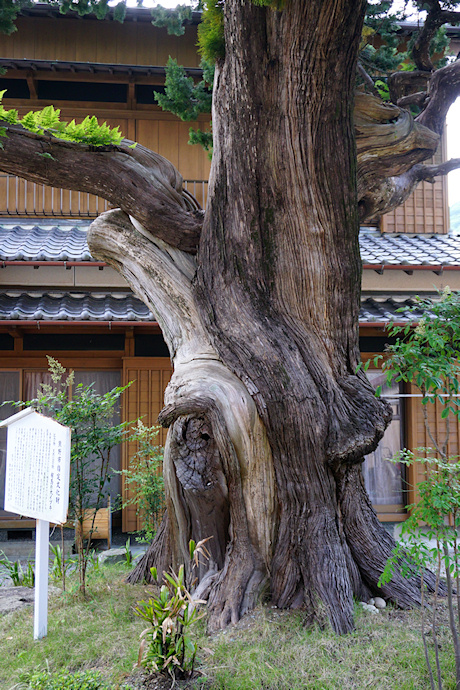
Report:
0,563,458,690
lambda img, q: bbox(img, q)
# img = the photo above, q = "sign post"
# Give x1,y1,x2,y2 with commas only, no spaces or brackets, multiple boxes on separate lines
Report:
0,407,71,640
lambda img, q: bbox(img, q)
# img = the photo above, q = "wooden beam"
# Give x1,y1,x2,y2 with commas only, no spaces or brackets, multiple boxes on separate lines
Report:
127,80,136,110
26,72,38,100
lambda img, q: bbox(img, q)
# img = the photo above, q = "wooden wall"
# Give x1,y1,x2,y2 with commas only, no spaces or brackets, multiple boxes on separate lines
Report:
122,357,172,533
405,384,460,508
0,16,200,67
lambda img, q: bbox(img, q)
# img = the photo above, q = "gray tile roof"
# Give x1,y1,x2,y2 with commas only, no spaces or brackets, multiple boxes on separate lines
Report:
360,231,460,266
0,291,421,324
0,292,156,322
2,221,460,266
0,221,94,262
359,296,426,323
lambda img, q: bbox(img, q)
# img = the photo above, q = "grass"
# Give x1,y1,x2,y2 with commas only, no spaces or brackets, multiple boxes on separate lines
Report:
0,561,146,689
198,605,456,690
0,562,458,690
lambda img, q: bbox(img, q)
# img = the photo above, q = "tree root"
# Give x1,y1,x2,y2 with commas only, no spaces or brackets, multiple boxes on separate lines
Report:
125,512,172,585
338,465,446,606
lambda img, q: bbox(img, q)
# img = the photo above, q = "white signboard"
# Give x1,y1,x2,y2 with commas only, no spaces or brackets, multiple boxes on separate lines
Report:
0,407,71,640
1,408,71,524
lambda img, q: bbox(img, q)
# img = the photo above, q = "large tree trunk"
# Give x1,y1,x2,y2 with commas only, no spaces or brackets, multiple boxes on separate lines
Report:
0,0,450,635
92,0,440,635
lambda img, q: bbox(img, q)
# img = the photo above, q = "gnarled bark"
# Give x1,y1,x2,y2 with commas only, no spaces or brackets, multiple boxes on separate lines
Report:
87,1,444,635
0,125,202,252
0,0,457,635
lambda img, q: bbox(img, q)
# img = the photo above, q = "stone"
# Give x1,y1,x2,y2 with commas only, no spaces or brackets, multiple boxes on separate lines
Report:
360,602,379,613
0,585,34,614
374,597,386,609
368,598,375,606
98,547,131,565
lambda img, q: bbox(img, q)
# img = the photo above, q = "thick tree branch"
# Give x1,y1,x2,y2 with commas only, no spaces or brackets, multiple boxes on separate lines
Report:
417,59,460,135
88,209,211,365
355,92,439,200
397,91,428,108
357,62,380,97
388,71,431,103
359,157,460,222
0,124,203,253
411,0,460,72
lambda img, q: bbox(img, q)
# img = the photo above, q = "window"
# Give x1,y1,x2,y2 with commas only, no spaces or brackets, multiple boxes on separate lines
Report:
362,371,405,512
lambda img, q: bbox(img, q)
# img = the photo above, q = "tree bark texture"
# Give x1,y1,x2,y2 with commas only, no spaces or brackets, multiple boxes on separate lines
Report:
91,1,443,635
0,0,453,635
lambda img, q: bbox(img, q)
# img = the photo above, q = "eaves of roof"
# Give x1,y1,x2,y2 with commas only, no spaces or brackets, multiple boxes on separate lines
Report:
0,58,203,80
0,291,156,323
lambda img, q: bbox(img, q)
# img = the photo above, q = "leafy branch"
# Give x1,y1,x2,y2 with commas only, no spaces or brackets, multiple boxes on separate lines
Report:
0,92,126,148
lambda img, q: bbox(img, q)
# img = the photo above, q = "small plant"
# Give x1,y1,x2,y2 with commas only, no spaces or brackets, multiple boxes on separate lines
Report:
11,357,131,596
17,668,113,689
134,538,211,680
0,551,34,587
118,420,165,543
88,550,100,573
124,538,133,567
49,543,77,591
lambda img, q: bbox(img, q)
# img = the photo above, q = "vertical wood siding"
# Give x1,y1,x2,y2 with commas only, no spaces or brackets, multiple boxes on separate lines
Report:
122,357,172,533
405,383,460,508
0,17,200,67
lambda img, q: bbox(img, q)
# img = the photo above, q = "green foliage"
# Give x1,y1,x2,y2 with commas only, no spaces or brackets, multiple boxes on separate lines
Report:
17,357,131,595
0,0,30,35
0,93,124,147
379,288,460,688
124,537,133,567
383,289,460,439
374,79,390,101
24,669,112,689
0,551,34,587
134,539,210,679
49,542,77,588
118,420,164,543
189,126,213,154
154,57,213,153
198,0,225,62
150,4,193,36
155,56,212,122
360,1,409,77
251,0,285,6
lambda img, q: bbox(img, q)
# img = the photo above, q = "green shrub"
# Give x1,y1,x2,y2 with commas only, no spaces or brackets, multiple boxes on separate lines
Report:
118,420,165,543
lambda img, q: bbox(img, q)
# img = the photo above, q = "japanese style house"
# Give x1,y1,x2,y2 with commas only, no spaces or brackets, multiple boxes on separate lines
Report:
0,6,459,535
